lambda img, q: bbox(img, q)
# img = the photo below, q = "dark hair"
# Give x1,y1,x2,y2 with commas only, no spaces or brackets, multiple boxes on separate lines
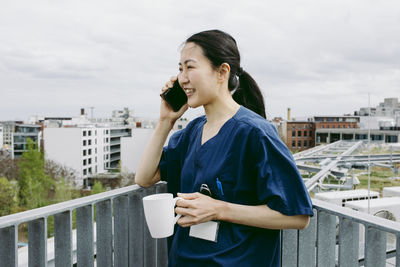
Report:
186,30,266,119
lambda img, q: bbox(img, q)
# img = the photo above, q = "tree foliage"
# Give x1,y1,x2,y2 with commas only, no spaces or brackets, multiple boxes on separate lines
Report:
17,139,53,209
91,181,105,195
0,177,18,216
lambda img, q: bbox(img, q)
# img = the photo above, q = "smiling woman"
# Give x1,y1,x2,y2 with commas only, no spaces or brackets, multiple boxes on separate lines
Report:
135,29,313,267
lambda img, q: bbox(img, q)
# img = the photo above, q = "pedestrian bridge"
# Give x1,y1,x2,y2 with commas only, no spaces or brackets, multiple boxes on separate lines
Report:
1,182,399,266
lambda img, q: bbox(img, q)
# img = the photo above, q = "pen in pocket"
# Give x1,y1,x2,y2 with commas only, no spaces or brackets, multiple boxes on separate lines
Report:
216,178,224,196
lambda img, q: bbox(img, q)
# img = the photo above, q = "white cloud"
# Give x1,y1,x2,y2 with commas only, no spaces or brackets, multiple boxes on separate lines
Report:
0,0,399,121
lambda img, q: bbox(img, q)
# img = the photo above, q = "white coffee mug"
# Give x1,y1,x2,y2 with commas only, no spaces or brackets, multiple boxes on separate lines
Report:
142,193,182,238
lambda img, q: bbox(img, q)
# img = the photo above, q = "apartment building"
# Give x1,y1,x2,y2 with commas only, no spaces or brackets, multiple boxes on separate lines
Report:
286,121,315,152
44,126,132,187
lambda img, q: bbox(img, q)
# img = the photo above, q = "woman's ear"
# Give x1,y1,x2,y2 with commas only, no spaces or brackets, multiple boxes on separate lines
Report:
218,63,231,83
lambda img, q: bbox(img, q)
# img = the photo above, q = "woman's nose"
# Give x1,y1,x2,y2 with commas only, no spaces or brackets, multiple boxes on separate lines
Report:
178,72,189,84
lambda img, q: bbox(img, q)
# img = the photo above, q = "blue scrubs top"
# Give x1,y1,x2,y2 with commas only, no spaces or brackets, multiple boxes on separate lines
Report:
159,106,313,267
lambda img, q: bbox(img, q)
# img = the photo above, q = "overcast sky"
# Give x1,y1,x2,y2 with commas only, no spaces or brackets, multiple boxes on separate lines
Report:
1,0,399,122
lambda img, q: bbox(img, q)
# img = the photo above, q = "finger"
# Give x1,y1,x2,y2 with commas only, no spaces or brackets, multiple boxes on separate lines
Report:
170,76,178,82
177,192,201,200
175,206,194,216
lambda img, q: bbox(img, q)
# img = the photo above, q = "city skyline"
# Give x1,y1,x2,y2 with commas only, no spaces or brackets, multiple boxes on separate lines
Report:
1,0,399,121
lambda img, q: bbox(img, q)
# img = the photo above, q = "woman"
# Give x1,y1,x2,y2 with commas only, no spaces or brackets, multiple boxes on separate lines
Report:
136,29,313,267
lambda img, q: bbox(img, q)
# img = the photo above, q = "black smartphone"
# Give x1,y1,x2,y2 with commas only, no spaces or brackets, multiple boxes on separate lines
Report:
160,80,188,112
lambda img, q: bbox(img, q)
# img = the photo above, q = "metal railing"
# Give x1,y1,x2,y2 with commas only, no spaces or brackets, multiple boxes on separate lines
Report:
1,183,400,267
0,183,168,267
282,198,400,267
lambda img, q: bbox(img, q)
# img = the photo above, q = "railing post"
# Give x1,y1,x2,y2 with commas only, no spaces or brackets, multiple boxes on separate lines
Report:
317,210,336,267
128,189,145,267
28,218,47,267
0,225,17,267
114,195,129,267
76,205,94,267
54,211,72,267
156,183,168,267
338,217,359,267
298,212,316,267
396,234,400,267
144,186,157,267
281,229,298,267
96,200,113,267
365,226,386,267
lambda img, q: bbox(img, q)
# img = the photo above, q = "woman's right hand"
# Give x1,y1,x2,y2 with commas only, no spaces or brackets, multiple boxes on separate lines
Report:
159,76,188,125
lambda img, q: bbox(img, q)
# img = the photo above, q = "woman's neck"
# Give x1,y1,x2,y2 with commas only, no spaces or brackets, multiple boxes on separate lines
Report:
203,95,240,126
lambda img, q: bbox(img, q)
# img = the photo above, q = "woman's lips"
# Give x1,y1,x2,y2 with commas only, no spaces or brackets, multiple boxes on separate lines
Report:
184,88,195,97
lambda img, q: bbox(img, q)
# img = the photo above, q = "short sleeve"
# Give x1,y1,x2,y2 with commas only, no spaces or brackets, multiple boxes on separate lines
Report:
250,127,313,216
159,129,188,196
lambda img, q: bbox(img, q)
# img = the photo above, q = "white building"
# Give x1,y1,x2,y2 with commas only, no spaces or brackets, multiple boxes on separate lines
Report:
120,128,177,174
44,126,132,187
0,124,3,148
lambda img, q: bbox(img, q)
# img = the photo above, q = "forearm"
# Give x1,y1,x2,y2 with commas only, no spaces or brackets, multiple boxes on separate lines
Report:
135,120,174,187
216,201,310,230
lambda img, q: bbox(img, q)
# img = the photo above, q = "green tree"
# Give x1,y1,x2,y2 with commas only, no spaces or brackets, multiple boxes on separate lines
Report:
18,139,53,209
54,179,72,202
0,177,18,216
92,181,105,195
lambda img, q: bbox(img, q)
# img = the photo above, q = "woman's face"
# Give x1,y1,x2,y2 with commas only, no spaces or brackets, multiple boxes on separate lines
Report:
178,42,220,108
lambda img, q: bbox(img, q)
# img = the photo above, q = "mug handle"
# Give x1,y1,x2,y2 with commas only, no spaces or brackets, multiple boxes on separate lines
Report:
173,197,183,224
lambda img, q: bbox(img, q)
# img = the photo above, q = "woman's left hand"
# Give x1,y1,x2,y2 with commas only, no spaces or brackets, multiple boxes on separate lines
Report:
175,192,222,227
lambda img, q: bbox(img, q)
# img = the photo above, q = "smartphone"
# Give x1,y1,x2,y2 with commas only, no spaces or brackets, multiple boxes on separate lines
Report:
160,80,188,112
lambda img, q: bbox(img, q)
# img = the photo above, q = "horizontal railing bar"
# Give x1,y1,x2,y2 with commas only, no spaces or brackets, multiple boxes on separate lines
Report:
358,248,397,265
0,183,162,228
312,198,400,234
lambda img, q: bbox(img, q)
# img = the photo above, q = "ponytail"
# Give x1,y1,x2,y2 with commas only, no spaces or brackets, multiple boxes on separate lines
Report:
232,71,266,119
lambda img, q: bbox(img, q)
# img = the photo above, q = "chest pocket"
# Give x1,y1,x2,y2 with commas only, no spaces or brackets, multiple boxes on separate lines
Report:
213,171,237,202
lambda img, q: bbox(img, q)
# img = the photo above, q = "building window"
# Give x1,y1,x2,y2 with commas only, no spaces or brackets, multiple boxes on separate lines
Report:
83,169,87,175
83,150,87,156
304,131,307,137
88,140,92,146
95,148,97,154
83,140,86,146
292,141,295,147
298,141,301,147
292,131,296,137
298,131,302,137
83,159,87,166
88,131,92,136
83,131,87,137
95,157,97,163
309,131,312,136
95,130,97,136
304,140,307,147
309,140,313,146
88,158,92,164
88,149,92,155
